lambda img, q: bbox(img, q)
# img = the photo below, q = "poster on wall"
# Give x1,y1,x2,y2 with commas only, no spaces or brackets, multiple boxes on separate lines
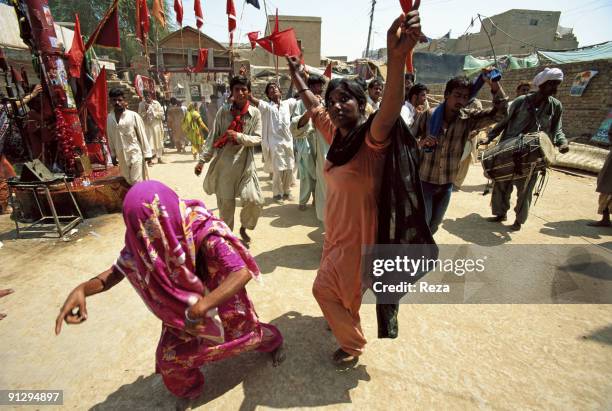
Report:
591,109,612,145
190,84,202,101
569,70,598,97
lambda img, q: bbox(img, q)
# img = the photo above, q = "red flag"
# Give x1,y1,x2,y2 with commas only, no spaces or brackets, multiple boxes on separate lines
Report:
193,49,209,73
255,28,301,57
135,0,150,45
10,66,22,84
227,0,237,46
194,0,204,29
174,0,184,26
152,0,166,27
86,67,108,137
247,31,259,50
67,14,85,78
324,62,332,79
20,67,29,88
85,0,120,50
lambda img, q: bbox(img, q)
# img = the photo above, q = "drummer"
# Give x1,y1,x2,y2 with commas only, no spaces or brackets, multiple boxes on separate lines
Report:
482,67,570,231
412,69,508,234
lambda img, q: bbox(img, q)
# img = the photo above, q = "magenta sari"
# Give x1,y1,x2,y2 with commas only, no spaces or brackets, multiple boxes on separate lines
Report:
114,181,282,399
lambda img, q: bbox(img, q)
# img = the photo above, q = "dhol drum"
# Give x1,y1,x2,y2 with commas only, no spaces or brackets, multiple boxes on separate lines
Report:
482,132,555,182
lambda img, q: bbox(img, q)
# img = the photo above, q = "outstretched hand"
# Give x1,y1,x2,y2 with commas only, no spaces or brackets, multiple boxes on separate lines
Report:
55,285,88,335
387,11,421,59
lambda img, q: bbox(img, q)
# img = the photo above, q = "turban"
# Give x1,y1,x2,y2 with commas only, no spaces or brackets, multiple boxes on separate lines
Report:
533,68,564,87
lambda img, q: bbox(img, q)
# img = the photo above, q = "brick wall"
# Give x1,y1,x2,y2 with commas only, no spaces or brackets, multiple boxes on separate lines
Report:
424,59,612,138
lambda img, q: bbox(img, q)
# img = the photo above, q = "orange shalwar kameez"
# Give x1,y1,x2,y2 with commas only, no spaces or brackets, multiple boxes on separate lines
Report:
310,107,388,356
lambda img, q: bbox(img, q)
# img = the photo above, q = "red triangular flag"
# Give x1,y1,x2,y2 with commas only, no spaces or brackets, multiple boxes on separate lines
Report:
67,14,85,78
193,49,208,73
247,31,259,50
194,0,204,29
86,67,108,137
86,0,120,50
324,62,332,79
174,0,184,26
135,0,150,45
256,28,301,58
227,0,237,46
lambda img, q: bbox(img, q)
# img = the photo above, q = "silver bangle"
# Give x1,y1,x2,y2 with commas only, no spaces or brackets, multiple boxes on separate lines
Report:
184,308,200,325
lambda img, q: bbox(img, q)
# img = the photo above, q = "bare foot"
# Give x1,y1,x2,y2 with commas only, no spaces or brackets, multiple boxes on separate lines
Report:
271,344,286,367
587,220,611,227
332,348,357,365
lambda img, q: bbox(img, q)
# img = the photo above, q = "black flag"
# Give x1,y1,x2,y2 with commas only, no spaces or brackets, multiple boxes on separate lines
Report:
246,0,260,9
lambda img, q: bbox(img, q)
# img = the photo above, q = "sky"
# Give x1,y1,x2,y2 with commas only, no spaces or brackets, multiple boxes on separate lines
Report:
177,0,612,60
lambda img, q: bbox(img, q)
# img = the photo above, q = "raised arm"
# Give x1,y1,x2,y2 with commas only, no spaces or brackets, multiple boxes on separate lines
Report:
370,11,421,143
287,58,321,113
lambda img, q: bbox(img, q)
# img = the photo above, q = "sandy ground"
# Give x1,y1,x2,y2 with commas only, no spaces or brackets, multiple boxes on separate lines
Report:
0,150,611,410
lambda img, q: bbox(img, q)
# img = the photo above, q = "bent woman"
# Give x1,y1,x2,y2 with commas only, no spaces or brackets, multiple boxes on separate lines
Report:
55,181,283,405
286,11,421,363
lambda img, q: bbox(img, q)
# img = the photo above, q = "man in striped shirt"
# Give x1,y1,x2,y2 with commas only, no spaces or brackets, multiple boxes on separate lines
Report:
412,74,507,234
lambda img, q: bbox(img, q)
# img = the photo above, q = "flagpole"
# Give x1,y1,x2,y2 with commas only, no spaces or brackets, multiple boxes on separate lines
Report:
237,0,246,47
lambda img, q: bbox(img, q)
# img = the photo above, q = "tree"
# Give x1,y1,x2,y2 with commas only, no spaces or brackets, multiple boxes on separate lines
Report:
48,0,175,70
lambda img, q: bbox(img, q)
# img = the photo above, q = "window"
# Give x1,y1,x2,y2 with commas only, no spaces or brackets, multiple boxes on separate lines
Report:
490,26,497,36
530,19,539,26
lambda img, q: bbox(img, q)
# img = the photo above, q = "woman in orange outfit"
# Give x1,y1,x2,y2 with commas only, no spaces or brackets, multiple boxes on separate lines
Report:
287,11,422,364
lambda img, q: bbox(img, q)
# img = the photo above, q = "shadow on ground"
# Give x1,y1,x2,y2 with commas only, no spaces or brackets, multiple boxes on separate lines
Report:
90,311,370,410
261,203,321,229
255,227,324,274
540,219,612,240
441,213,512,246
582,324,612,346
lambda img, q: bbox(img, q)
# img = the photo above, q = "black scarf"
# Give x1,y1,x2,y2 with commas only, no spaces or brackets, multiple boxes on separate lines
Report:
326,115,372,166
376,118,438,339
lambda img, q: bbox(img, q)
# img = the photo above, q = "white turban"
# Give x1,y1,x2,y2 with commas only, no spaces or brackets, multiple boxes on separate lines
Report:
533,67,564,87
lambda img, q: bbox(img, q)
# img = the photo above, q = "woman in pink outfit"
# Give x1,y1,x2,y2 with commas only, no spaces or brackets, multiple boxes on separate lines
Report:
55,181,283,405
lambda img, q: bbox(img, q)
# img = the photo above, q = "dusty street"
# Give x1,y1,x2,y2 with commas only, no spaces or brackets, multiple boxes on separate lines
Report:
0,151,611,410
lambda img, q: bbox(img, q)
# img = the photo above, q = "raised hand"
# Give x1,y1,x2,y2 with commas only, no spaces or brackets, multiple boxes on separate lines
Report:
387,11,421,60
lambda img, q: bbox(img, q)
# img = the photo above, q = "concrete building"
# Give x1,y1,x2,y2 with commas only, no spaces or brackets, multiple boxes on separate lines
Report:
449,9,578,56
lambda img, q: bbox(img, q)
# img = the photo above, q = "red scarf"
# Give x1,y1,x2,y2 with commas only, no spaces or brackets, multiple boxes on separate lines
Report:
213,101,250,148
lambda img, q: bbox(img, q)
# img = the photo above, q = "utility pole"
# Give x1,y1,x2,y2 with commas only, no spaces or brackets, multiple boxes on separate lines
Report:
365,0,376,58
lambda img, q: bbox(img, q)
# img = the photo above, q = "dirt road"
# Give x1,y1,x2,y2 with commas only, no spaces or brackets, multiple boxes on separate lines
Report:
0,151,610,410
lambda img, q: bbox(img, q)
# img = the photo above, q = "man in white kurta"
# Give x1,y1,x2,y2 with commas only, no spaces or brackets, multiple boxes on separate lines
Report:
138,91,165,163
107,89,152,185
250,83,296,203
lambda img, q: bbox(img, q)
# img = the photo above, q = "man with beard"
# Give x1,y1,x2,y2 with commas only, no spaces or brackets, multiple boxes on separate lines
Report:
106,88,152,185
483,68,570,231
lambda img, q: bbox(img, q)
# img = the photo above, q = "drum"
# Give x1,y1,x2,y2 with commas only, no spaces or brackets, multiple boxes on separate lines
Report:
482,132,555,182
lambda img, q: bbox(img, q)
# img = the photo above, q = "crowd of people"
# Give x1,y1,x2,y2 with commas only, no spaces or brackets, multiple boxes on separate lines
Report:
51,9,611,409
